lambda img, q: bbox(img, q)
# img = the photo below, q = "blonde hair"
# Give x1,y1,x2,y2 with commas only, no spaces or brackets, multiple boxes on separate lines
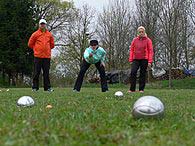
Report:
137,26,145,32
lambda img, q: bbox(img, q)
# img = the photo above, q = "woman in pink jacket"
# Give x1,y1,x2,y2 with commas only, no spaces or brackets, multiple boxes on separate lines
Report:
128,26,153,93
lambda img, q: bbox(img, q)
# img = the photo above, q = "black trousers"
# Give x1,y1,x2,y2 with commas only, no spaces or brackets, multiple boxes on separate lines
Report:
74,60,108,92
32,57,51,90
130,59,148,91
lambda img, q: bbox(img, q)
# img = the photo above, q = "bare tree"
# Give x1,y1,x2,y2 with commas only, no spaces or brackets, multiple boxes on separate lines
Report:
134,0,195,87
157,0,194,87
187,0,195,68
33,0,73,33
55,4,96,78
49,0,195,84
134,0,161,66
97,0,134,71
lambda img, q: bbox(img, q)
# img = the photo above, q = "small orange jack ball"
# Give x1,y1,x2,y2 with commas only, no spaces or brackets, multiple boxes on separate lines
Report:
46,104,52,109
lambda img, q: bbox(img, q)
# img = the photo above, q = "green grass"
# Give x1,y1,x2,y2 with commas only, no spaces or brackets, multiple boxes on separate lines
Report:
160,77,195,89
0,87,195,146
147,77,195,89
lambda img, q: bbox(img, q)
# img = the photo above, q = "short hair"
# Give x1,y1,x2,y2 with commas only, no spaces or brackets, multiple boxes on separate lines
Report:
90,40,98,46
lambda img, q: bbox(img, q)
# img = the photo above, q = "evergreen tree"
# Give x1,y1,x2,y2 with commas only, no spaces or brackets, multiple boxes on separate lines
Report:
0,0,35,86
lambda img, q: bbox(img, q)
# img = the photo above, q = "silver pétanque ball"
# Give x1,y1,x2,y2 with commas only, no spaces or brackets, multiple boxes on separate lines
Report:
132,96,164,118
114,91,124,97
17,96,35,107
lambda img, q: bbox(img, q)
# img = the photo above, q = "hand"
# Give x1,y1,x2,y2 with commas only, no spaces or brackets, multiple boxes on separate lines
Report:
148,63,152,68
101,62,105,67
89,53,93,57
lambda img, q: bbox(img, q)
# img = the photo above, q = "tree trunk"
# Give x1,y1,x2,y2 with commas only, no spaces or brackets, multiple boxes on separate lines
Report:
169,51,173,88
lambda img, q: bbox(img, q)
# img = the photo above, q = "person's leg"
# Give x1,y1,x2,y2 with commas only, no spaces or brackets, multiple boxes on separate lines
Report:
42,58,51,91
95,61,108,92
73,60,90,91
32,57,42,90
130,60,140,91
139,59,148,91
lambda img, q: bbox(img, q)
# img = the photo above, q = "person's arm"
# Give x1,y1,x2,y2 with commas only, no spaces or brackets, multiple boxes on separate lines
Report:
28,33,36,49
50,35,55,49
84,48,90,60
147,38,154,64
129,39,135,62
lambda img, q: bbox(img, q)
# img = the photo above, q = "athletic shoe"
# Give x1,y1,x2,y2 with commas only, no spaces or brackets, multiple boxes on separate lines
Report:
46,88,54,92
127,90,135,93
32,88,38,92
102,89,109,92
73,89,80,92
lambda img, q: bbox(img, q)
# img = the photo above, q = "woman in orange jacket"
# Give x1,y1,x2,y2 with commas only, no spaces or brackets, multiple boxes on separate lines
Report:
128,26,153,93
28,19,54,92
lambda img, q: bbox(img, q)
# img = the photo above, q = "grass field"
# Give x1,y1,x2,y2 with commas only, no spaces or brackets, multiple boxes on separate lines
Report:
0,85,195,146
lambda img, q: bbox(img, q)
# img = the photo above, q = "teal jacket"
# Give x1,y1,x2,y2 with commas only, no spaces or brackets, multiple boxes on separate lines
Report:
84,47,106,64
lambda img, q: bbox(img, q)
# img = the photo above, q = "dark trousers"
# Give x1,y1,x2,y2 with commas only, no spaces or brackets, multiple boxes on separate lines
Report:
130,59,148,91
32,57,51,90
74,60,108,92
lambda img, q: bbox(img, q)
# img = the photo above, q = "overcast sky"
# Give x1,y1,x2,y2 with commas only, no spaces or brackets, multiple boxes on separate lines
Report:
72,0,109,11
72,0,134,12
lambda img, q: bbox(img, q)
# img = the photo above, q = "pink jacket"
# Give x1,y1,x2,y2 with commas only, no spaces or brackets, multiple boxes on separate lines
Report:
129,36,153,63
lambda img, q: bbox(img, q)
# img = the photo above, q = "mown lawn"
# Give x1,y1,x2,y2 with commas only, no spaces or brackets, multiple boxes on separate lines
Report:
0,87,195,146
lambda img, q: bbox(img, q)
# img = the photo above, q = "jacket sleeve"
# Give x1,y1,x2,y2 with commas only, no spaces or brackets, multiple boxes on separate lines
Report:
28,33,36,49
50,35,55,49
147,38,154,63
84,48,90,60
129,39,135,62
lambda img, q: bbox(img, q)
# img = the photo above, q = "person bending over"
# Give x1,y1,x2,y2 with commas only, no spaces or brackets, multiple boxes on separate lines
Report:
73,40,108,92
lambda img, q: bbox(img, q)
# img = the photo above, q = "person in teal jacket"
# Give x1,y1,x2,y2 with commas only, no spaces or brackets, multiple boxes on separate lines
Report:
73,40,108,92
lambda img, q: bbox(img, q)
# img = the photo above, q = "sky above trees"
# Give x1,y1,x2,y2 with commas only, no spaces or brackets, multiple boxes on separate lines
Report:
72,0,109,11
71,0,135,11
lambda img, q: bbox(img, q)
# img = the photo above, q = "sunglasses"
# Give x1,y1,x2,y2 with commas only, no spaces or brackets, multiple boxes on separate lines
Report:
139,31,144,33
91,44,97,46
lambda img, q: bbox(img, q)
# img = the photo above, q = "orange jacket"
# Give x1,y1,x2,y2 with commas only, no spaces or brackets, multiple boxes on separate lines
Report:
28,29,54,58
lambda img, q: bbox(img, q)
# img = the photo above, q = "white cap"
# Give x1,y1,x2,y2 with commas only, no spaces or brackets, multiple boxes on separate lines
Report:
39,19,47,24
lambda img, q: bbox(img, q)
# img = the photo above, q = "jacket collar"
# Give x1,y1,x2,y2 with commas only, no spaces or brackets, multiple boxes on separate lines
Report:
90,46,99,51
38,28,48,33
138,36,147,40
